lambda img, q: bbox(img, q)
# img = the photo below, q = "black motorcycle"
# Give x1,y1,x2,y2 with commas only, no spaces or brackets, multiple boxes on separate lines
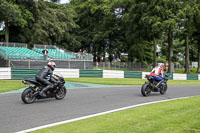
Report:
21,74,67,104
141,75,168,96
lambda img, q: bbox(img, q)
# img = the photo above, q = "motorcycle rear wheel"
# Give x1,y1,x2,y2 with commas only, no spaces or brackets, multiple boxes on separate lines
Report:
55,86,67,100
141,82,151,96
21,87,36,104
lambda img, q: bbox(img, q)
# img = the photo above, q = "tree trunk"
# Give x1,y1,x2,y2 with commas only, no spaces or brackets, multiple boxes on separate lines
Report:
153,37,157,67
93,53,97,62
103,51,106,62
168,31,174,73
128,50,133,62
184,36,190,73
197,42,200,73
5,21,9,45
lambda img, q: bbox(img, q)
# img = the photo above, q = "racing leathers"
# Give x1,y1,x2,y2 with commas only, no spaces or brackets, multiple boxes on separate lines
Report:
35,66,57,97
150,66,165,88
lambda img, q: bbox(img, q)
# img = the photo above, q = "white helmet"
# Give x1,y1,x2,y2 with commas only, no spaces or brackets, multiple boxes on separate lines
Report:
48,62,56,71
158,63,164,68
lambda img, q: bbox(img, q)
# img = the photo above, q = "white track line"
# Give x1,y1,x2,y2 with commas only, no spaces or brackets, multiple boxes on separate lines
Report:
16,96,193,133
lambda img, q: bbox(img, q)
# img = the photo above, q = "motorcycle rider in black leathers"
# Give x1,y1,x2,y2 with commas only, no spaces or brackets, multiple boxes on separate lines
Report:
35,62,57,97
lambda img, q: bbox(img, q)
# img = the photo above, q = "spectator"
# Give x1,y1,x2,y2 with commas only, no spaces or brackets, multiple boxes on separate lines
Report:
0,41,3,46
83,49,87,59
78,49,82,59
42,48,48,60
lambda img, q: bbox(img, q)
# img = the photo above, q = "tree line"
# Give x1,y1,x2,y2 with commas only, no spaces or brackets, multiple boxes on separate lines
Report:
0,0,200,73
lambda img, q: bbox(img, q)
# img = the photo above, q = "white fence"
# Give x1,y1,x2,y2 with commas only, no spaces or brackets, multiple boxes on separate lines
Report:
0,67,11,79
173,74,187,80
103,70,124,78
1,67,200,80
54,68,79,78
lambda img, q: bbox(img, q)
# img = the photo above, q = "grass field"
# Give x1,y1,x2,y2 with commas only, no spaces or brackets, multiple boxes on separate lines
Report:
65,78,200,86
1,78,200,93
31,96,200,133
0,80,27,92
174,68,198,74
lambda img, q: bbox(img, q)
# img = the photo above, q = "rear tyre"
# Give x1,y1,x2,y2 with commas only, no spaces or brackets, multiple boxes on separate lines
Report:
141,82,151,96
21,87,36,104
55,86,67,100
160,84,167,95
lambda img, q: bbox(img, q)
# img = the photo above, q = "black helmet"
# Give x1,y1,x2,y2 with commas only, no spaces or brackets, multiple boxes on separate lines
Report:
48,62,56,71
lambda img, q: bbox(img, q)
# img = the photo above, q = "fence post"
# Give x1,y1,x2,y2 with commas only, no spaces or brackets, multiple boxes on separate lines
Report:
103,62,105,69
96,62,98,69
68,60,70,69
84,60,86,69
28,59,30,69
8,59,10,67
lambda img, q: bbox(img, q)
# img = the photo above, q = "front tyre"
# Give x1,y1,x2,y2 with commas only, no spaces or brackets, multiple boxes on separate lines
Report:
55,86,67,100
160,84,167,95
141,82,151,96
21,87,36,104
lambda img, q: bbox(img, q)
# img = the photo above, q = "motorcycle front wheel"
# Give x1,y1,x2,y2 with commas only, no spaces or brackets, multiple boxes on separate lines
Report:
141,82,152,96
160,84,167,95
55,86,67,100
21,87,36,104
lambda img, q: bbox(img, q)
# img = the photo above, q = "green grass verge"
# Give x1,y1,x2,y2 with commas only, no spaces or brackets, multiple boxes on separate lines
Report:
31,96,200,133
65,78,200,86
174,68,198,74
0,80,27,93
1,78,200,93
66,78,145,85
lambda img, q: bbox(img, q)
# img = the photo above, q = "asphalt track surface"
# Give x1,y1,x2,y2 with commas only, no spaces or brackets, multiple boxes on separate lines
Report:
0,85,200,133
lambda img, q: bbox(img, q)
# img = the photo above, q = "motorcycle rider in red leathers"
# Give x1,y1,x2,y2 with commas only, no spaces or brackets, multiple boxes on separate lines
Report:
150,63,165,88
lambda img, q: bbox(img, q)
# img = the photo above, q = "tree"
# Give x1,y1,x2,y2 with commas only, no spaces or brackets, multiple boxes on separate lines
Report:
30,1,77,46
178,1,196,73
138,0,163,67
70,0,125,62
0,0,22,43
123,0,154,64
9,0,35,44
160,0,182,73
192,0,200,73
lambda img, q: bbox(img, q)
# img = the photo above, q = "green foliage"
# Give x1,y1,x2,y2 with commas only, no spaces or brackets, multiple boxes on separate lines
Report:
174,68,198,74
0,0,21,24
31,1,77,46
0,0,200,67
157,57,167,63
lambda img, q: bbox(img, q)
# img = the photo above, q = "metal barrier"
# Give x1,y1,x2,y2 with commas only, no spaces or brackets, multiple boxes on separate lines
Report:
11,68,40,79
34,44,93,61
0,42,27,48
79,70,103,77
124,71,142,79
5,60,93,69
187,74,198,80
94,62,150,71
